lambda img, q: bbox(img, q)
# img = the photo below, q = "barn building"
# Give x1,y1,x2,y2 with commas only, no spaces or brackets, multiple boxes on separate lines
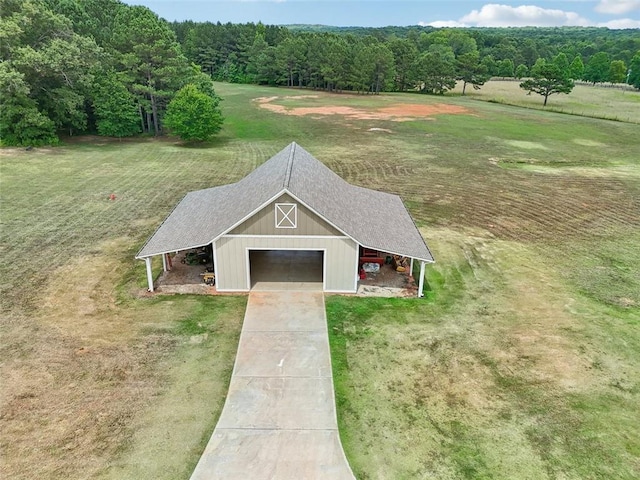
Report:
136,143,434,296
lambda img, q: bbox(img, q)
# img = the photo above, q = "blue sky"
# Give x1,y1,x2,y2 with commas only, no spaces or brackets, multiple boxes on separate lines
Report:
122,1,640,28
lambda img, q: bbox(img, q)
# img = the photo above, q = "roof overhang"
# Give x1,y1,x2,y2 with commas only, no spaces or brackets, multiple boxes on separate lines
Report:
135,143,435,264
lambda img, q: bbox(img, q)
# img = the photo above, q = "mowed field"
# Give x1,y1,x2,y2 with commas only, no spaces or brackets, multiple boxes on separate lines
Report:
1,81,639,479
451,78,640,124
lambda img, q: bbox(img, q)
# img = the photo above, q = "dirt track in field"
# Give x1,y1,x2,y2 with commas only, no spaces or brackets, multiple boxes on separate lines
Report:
255,95,471,121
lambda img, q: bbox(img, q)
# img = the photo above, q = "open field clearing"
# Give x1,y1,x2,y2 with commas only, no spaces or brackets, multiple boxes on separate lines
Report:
451,79,640,124
1,83,639,478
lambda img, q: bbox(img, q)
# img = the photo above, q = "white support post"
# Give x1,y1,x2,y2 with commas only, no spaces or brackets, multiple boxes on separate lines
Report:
162,253,167,272
145,257,154,292
410,258,414,276
418,261,425,298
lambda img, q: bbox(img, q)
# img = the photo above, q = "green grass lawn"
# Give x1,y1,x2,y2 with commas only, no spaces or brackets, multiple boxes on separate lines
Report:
1,82,639,479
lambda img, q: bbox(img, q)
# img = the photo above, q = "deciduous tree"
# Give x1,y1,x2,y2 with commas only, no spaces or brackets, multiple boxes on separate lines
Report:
92,70,141,137
628,51,640,89
569,55,584,80
515,64,529,79
481,55,498,77
0,63,57,145
497,59,515,78
608,60,627,84
552,53,570,78
0,0,99,141
163,84,223,142
583,52,611,84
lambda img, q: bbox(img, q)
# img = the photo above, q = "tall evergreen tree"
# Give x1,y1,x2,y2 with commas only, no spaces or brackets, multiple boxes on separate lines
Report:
415,45,456,95
276,36,306,87
388,37,419,91
246,33,270,83
320,35,349,91
111,5,193,135
352,41,395,94
456,51,489,95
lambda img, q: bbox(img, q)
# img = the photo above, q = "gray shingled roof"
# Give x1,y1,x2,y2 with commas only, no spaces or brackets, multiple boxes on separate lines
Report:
136,142,434,262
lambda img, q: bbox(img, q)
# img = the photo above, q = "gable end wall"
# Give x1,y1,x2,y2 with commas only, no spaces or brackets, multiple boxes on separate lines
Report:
228,193,341,236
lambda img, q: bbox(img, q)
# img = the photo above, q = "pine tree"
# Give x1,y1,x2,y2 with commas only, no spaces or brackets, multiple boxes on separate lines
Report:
520,58,574,106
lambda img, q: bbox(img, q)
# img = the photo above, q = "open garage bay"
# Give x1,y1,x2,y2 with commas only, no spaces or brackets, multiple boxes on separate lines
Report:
249,250,324,291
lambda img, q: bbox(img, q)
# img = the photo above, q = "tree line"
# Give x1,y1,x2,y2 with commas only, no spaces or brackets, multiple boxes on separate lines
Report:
2,1,639,146
174,21,640,94
0,0,222,146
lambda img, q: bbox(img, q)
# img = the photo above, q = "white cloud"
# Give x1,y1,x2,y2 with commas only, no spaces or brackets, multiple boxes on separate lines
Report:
458,4,591,27
421,2,640,29
420,20,468,28
595,0,640,15
598,17,640,27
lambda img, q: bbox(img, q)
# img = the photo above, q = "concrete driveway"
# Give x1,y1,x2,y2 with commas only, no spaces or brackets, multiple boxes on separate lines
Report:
190,291,355,479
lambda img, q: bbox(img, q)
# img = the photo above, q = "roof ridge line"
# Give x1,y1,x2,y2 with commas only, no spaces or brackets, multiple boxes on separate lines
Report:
283,142,296,188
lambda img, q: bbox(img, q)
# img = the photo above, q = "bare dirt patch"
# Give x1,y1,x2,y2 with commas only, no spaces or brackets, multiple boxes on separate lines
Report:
254,95,471,121
0,146,60,157
434,228,594,390
0,312,174,480
378,103,469,118
41,239,138,343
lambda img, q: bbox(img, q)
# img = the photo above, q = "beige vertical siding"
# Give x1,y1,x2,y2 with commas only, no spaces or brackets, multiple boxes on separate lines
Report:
215,235,358,292
229,193,342,236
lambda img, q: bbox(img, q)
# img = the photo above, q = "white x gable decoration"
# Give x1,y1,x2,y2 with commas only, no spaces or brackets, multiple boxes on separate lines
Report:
275,203,297,229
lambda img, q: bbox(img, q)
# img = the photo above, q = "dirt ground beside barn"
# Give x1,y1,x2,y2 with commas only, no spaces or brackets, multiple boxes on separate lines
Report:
156,252,212,286
156,251,417,295
359,262,417,289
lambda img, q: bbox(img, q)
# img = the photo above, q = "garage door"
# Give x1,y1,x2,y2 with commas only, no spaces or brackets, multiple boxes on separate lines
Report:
249,250,323,290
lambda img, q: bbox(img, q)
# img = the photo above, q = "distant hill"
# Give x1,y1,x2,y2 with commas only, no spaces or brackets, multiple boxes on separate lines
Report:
285,24,638,39
285,24,436,36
